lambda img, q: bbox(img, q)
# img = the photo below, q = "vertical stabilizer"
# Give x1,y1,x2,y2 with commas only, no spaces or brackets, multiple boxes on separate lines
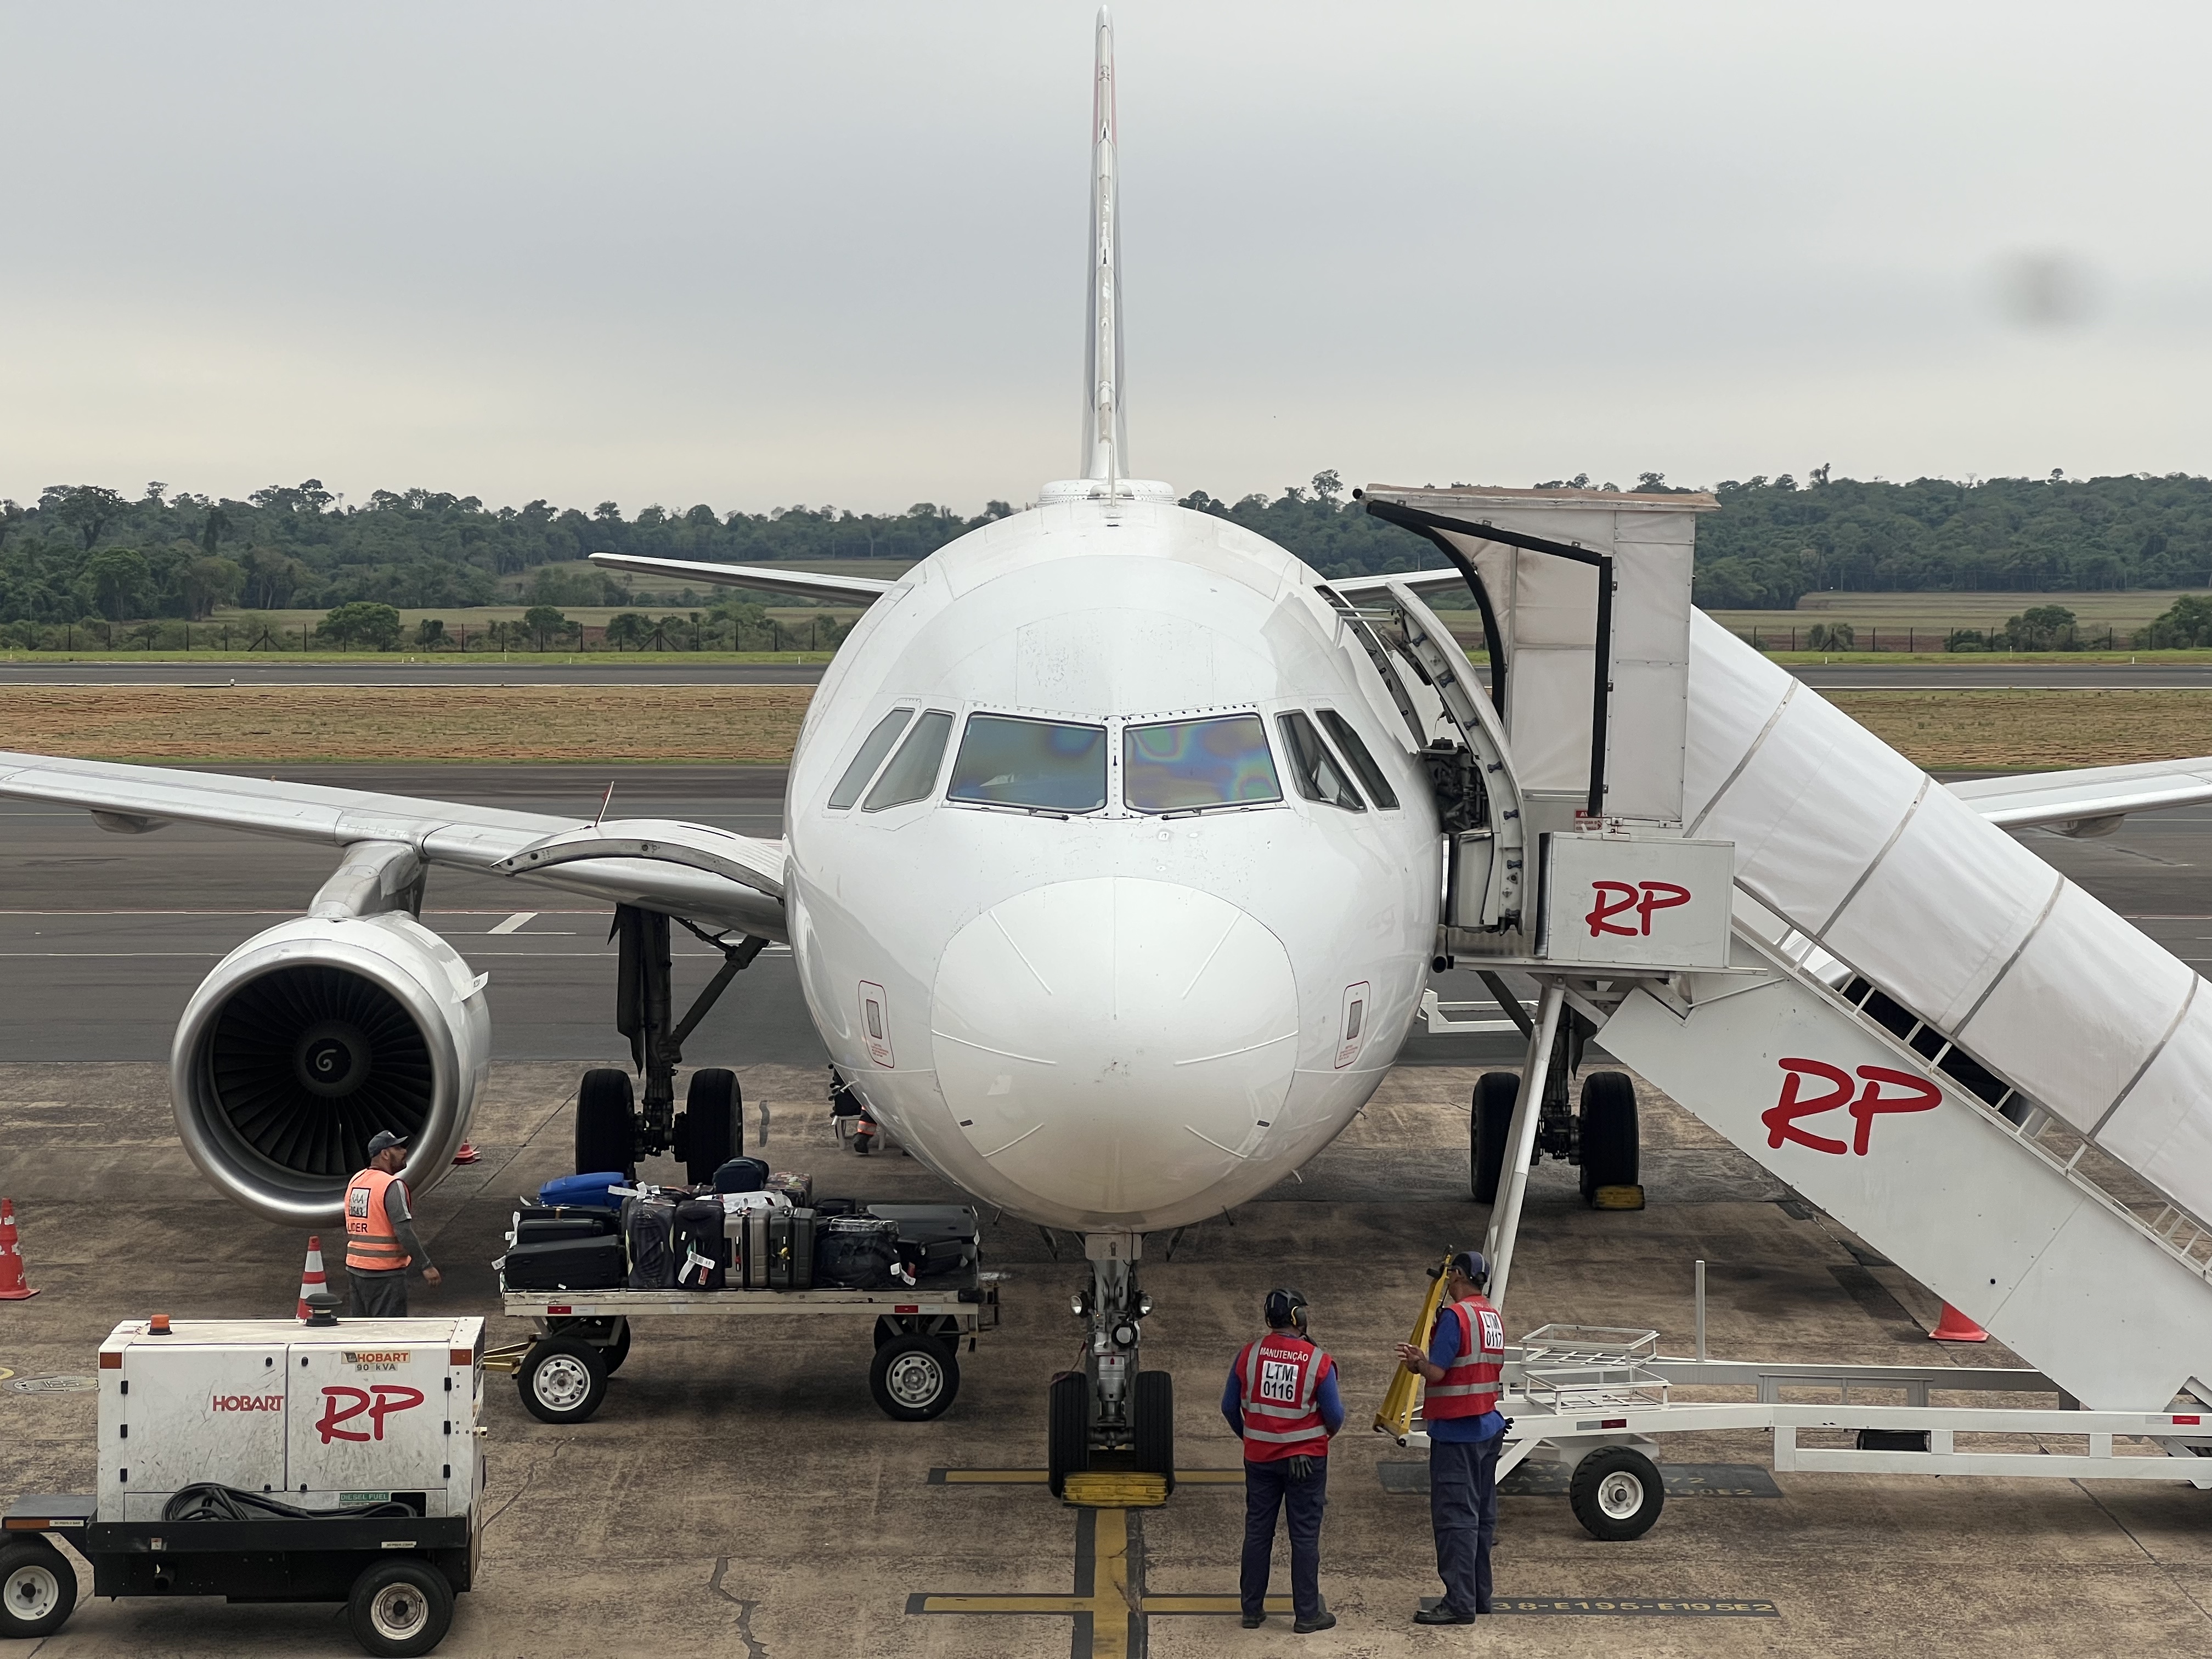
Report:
1082,8,1126,488
1042,9,1170,506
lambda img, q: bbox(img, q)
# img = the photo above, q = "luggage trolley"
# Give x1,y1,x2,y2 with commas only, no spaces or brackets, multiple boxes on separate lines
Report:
491,1201,998,1425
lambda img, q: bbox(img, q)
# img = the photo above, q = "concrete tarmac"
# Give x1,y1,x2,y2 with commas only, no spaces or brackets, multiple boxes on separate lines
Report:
4,765,2212,1655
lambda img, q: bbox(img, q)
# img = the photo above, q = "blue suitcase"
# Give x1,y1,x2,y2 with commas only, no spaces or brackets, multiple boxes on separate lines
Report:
539,1171,627,1211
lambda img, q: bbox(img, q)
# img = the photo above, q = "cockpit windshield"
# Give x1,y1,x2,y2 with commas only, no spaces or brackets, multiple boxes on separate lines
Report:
1123,714,1282,814
947,714,1108,813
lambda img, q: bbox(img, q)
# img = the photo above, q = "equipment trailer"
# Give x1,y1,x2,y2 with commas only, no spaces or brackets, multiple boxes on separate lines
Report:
1400,1324,2212,1541
1,1314,486,1656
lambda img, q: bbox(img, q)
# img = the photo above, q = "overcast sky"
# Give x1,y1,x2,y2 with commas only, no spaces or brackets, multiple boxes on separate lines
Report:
5,2,2210,515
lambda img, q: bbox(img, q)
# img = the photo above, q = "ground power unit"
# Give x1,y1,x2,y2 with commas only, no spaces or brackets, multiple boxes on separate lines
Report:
2,1314,485,1656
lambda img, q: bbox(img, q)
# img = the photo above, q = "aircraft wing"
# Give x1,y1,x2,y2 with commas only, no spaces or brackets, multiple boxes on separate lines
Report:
0,752,788,939
589,552,896,604
1948,758,2212,836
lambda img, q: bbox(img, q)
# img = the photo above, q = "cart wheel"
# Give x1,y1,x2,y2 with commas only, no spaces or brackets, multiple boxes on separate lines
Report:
1471,1073,1518,1204
1134,1370,1176,1492
1047,1370,1091,1498
574,1068,636,1180
1568,1447,1665,1541
871,1334,959,1421
1577,1071,1639,1203
684,1069,742,1186
518,1336,610,1424
0,1538,75,1640
347,1558,453,1658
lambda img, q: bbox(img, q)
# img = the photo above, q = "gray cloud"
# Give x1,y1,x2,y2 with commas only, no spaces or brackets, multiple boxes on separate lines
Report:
4,1,2211,512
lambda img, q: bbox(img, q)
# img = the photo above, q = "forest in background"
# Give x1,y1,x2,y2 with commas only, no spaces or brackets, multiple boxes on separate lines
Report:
6,467,2212,637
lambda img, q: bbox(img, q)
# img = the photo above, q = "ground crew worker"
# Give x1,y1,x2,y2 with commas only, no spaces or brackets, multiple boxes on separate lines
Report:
344,1130,441,1317
1396,1248,1506,1623
1222,1287,1342,1634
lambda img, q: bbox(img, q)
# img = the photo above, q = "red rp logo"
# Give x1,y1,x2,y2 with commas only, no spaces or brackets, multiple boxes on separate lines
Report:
315,1384,425,1444
1764,1059,1941,1156
1587,880,1692,938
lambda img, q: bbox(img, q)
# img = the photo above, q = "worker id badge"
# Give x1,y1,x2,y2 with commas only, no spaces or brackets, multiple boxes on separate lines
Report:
1260,1358,1301,1403
347,1187,370,1219
1477,1308,1505,1353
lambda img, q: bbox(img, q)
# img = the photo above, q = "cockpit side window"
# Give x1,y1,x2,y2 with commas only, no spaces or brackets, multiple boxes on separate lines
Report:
1317,709,1401,809
862,710,955,811
947,714,1108,813
1278,711,1365,812
1123,714,1283,814
828,708,913,809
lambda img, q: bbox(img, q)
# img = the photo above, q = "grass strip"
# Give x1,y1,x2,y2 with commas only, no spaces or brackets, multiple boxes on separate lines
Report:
0,684,2203,772
0,685,811,764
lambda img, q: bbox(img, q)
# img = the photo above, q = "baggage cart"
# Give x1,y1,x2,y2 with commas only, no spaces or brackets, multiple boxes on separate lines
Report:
492,1203,998,1424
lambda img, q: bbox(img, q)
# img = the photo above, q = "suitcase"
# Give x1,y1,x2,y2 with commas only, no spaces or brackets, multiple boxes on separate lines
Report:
768,1209,816,1290
539,1171,627,1210
812,1196,864,1218
739,1209,771,1289
511,1206,621,1246
766,1171,812,1206
712,1156,770,1195
623,1194,678,1289
867,1204,981,1279
813,1216,899,1288
673,1198,727,1290
501,1234,626,1291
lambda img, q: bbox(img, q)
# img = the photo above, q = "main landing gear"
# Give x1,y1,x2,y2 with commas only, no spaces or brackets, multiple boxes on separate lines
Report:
1047,1233,1176,1498
1469,1001,1641,1210
572,904,768,1182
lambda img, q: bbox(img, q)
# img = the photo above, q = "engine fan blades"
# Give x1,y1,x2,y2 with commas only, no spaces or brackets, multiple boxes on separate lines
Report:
207,965,435,1180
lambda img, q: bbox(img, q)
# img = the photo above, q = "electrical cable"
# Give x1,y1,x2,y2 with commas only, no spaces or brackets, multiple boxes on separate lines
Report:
159,1483,418,1522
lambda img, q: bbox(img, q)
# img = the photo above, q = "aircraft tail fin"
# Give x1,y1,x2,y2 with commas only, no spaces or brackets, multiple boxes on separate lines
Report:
1082,7,1125,488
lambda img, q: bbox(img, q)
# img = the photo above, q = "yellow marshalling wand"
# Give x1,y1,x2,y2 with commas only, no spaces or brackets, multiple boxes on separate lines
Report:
1373,1251,1455,1441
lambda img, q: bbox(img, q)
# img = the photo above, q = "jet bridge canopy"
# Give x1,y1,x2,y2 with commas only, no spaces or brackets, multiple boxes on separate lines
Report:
1360,484,1718,837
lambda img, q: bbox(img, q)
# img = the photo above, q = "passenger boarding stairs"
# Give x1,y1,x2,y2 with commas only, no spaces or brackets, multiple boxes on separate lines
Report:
1595,620,2212,1414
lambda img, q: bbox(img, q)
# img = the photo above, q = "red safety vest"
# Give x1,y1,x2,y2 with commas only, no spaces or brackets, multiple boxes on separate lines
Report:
344,1169,411,1273
1234,1331,1335,1461
1424,1294,1505,1419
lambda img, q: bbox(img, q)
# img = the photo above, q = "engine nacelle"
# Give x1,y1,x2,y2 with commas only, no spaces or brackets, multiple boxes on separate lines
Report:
170,912,491,1225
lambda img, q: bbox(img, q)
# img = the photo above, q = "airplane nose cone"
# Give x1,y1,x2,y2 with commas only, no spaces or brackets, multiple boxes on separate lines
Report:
930,877,1298,1221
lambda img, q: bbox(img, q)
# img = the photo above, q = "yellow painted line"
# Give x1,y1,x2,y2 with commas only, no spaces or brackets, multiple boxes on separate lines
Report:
0,1368,13,1383
912,1595,1094,1615
1147,1595,1294,1616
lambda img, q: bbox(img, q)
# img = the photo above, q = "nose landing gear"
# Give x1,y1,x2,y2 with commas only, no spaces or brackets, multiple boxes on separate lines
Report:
1048,1233,1175,1499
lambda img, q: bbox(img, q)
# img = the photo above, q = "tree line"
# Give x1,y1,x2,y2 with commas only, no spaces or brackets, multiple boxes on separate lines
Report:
5,468,2212,634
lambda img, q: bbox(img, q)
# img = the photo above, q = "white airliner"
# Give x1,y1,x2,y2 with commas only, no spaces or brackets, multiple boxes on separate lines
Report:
5,10,2211,1472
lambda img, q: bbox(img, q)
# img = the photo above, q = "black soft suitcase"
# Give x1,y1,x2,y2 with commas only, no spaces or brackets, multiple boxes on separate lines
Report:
673,1198,727,1290
623,1194,678,1289
813,1216,899,1288
712,1156,770,1194
867,1204,981,1279
512,1205,622,1245
501,1234,626,1291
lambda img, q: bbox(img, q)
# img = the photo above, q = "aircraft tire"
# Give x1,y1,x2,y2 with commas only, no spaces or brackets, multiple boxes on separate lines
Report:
682,1068,742,1185
1047,1371,1092,1497
1471,1073,1519,1204
1134,1370,1176,1492
574,1068,636,1179
1578,1071,1639,1203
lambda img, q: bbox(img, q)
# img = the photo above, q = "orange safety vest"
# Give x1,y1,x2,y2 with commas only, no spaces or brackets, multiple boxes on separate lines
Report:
1233,1331,1335,1461
345,1169,411,1272
1424,1295,1505,1419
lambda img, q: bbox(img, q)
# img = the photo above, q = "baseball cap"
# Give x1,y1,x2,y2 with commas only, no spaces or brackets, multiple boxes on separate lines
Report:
365,1130,410,1158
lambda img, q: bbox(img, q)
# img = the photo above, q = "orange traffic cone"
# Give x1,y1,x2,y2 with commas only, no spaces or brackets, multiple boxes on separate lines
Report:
1929,1302,1989,1342
296,1235,329,1321
452,1141,481,1165
0,1198,38,1300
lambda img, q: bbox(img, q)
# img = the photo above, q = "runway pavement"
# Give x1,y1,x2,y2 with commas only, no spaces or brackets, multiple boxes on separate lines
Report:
0,761,2204,1069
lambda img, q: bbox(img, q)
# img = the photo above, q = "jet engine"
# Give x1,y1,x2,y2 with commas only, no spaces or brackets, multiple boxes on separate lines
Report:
169,911,490,1226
